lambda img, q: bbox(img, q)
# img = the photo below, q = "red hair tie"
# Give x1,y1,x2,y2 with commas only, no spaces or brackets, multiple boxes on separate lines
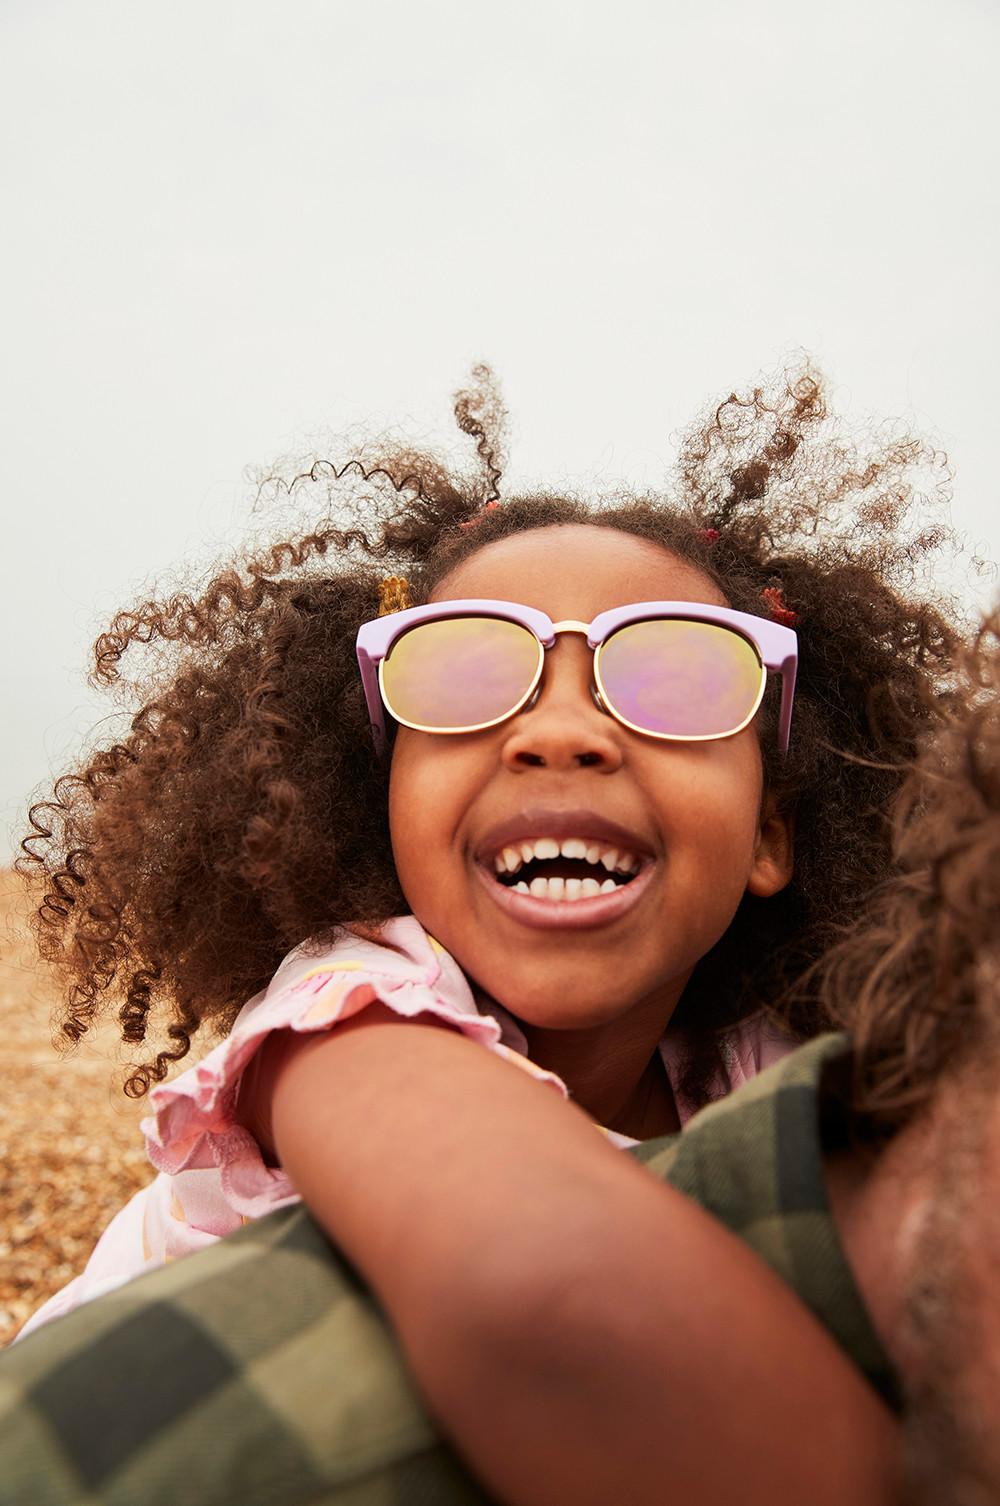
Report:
459,500,502,530
761,585,798,627
699,528,720,544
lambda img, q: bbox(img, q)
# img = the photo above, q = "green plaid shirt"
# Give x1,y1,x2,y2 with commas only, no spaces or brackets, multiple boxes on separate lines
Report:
0,1033,897,1505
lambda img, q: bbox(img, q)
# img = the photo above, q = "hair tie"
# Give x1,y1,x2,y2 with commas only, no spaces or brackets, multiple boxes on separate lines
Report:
761,585,798,627
459,500,502,531
378,576,412,616
699,527,720,545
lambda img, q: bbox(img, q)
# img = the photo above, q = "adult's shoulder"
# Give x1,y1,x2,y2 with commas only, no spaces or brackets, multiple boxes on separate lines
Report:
630,1033,901,1410
0,1205,489,1506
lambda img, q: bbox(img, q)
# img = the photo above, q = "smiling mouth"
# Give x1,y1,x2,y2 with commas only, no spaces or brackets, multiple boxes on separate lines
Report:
489,836,642,903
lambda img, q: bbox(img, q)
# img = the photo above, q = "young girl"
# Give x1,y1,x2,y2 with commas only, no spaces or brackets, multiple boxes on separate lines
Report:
15,367,959,1487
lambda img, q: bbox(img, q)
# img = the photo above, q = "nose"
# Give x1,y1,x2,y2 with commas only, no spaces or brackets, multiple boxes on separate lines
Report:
499,637,623,772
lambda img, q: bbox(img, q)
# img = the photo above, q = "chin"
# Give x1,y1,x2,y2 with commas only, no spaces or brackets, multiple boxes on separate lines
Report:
489,981,633,1032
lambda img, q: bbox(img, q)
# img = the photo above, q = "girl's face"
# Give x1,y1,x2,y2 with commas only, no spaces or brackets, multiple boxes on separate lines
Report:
388,524,793,1036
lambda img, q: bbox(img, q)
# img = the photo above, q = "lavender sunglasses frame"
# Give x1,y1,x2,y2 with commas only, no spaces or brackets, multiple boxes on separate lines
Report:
356,599,798,760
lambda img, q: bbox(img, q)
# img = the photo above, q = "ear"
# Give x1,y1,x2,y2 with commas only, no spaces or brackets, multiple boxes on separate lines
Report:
746,796,794,898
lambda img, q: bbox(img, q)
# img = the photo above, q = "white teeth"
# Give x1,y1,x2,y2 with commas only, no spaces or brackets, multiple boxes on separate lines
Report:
561,838,588,860
492,835,644,879
508,874,626,902
533,837,560,860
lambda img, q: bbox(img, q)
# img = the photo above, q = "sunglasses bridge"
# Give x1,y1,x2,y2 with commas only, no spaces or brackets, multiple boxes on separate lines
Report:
520,619,610,716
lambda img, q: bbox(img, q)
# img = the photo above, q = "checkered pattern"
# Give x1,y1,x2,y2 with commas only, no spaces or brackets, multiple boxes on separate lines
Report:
0,1033,897,1505
632,1032,899,1410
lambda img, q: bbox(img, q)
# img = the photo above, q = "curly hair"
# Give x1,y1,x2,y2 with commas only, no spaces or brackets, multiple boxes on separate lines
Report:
18,363,966,1098
817,608,1000,1135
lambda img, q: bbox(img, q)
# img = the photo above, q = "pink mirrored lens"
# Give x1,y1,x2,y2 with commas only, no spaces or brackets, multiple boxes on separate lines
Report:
382,616,541,730
597,619,764,737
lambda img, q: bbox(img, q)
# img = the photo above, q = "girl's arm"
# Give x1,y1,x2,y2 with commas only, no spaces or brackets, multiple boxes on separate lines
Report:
252,1009,899,1506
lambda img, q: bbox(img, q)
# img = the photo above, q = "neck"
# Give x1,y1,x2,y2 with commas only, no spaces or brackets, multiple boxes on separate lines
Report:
519,1011,681,1138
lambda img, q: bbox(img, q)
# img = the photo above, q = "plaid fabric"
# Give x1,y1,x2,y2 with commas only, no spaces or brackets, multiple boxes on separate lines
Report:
0,1032,897,1505
631,1031,899,1410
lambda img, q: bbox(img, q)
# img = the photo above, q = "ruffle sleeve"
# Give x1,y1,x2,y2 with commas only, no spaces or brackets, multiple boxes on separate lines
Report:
140,916,566,1220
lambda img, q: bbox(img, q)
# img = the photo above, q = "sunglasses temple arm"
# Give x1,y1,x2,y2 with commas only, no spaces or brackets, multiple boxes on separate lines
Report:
776,654,797,755
356,646,389,760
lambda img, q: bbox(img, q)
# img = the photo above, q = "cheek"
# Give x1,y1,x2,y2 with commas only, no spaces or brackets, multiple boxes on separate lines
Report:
654,737,763,846
387,739,429,893
720,741,765,845
652,742,765,918
387,733,468,914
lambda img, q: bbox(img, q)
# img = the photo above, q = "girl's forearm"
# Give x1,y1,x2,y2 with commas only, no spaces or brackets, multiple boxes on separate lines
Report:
269,1013,899,1506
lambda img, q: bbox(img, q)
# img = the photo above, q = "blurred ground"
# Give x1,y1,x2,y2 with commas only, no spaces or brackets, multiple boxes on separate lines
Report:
0,870,153,1345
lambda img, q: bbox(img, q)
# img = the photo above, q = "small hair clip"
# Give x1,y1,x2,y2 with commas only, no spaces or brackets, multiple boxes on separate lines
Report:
699,528,720,545
761,585,798,627
459,500,502,530
378,576,412,616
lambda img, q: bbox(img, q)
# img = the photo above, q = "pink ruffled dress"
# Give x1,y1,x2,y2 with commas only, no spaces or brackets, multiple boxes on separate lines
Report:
17,916,795,1339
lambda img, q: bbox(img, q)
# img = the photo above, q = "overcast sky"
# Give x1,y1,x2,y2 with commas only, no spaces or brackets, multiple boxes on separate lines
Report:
2,0,998,858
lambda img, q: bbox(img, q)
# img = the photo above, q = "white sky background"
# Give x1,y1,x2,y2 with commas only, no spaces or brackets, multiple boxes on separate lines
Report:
2,0,998,858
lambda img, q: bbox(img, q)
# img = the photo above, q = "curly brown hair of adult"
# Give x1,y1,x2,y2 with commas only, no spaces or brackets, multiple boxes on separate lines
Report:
18,363,966,1099
817,608,1000,1135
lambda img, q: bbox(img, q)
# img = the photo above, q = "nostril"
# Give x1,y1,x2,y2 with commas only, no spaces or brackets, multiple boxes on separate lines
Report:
577,751,603,768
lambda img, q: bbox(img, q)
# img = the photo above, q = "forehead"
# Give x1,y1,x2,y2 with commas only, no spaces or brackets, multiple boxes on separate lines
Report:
434,524,725,618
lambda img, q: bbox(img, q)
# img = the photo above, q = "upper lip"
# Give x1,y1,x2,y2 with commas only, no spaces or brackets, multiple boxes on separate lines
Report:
473,807,656,866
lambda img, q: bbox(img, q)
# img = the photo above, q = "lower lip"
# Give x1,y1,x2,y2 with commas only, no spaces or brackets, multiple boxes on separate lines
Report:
473,862,655,931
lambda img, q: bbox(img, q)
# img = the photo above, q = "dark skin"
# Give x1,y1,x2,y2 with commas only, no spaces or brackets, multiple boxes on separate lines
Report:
261,998,1000,1505
388,525,795,1137
243,525,898,1502
250,1010,900,1506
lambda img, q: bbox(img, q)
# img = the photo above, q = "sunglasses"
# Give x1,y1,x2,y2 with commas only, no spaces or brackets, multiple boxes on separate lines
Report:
356,599,797,759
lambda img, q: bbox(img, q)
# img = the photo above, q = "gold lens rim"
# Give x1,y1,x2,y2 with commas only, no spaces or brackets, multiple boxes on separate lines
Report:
592,620,767,743
378,618,546,735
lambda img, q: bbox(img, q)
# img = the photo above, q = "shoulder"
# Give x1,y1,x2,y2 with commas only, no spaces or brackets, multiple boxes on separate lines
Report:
0,1207,466,1506
632,1035,901,1408
637,1033,849,1185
